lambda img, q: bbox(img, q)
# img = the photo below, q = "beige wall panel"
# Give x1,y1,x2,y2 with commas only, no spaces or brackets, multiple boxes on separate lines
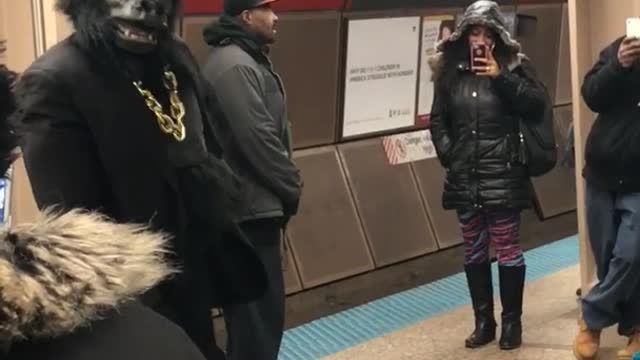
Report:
288,147,374,288
338,139,439,267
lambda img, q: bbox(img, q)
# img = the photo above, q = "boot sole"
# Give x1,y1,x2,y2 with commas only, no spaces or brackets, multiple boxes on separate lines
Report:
499,343,521,350
465,338,496,349
572,347,598,360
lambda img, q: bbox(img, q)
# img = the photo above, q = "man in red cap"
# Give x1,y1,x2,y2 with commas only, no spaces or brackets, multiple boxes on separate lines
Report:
222,0,280,19
201,1,302,360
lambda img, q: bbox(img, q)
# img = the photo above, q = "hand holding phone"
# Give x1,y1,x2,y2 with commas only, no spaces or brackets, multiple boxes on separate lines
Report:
619,21,640,68
471,43,488,70
471,43,500,78
627,18,640,39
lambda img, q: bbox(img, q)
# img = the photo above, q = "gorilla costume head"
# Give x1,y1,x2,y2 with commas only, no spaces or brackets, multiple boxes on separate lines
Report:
55,0,182,76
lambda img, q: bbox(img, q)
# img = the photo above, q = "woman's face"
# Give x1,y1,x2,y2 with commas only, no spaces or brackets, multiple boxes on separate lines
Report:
468,25,495,48
441,26,452,40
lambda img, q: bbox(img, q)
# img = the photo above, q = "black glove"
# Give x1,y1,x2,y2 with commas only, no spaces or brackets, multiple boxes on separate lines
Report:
283,197,300,217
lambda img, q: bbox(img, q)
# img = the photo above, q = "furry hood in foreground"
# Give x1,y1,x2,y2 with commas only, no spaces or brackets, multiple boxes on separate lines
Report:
0,209,175,343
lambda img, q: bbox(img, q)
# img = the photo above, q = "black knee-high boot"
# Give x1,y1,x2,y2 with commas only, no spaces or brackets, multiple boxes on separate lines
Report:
499,265,526,350
465,263,497,348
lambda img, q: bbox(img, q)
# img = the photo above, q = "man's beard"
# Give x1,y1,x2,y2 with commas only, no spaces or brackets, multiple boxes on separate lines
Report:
254,28,276,46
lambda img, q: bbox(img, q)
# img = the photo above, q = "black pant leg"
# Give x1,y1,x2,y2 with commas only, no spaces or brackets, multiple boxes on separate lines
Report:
144,257,227,360
224,218,285,360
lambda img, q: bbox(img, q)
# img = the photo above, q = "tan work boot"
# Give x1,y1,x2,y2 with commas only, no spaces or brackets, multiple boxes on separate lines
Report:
617,332,640,360
573,318,601,360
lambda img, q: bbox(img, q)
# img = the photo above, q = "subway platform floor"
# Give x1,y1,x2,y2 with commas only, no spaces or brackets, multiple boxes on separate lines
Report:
278,236,628,360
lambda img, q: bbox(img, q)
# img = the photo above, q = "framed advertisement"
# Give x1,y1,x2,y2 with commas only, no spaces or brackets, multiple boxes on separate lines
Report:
341,16,421,139
416,15,455,127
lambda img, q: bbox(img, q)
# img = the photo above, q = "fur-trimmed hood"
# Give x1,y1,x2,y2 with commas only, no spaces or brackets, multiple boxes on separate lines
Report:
436,0,520,53
0,209,175,343
427,1,527,82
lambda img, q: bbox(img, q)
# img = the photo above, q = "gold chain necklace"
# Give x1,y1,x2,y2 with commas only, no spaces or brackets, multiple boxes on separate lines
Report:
133,67,186,141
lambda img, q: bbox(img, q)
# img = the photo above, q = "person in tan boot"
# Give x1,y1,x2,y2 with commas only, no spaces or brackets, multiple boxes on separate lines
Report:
574,318,601,360
573,34,640,360
617,333,640,360
618,332,640,360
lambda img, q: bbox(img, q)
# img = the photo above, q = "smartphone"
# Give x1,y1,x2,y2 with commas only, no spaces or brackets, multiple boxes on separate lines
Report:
627,18,640,39
470,43,488,71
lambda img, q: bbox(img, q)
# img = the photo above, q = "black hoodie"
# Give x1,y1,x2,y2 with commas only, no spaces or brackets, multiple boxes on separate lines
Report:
203,15,268,64
582,36,640,193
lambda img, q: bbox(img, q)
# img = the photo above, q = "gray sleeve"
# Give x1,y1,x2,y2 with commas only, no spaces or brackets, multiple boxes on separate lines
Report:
207,64,301,205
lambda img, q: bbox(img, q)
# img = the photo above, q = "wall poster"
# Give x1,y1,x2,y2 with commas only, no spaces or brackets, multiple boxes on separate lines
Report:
416,15,455,127
342,16,420,138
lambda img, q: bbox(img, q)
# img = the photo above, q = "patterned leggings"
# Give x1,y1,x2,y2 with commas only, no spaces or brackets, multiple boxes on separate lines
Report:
457,209,525,267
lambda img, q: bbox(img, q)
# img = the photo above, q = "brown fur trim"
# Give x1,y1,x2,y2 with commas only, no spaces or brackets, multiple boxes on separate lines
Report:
0,209,176,342
509,53,528,70
427,53,444,81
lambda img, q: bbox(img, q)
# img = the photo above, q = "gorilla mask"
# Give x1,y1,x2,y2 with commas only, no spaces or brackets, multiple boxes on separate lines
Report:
108,0,173,54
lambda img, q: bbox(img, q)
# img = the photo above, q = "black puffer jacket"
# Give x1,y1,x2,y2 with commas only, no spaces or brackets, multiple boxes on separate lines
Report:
429,0,548,211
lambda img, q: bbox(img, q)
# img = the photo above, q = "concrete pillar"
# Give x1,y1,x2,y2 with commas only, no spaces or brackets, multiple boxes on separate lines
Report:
0,0,72,225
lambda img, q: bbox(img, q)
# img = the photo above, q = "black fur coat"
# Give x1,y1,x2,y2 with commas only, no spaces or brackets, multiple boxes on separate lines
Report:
11,1,267,357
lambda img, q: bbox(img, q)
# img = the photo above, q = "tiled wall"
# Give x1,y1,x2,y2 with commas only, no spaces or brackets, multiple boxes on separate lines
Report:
181,0,575,294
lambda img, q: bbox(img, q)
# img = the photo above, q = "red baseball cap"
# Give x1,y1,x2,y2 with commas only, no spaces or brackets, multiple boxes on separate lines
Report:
224,0,280,16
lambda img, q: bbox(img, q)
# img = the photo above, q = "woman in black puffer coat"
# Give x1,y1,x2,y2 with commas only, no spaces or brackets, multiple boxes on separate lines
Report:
429,0,548,351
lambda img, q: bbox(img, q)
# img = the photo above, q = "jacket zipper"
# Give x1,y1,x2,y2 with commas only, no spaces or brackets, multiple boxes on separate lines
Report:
473,84,480,209
265,57,292,156
265,57,292,252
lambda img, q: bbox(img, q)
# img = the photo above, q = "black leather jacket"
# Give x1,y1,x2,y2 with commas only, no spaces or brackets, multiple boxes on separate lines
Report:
430,56,547,210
